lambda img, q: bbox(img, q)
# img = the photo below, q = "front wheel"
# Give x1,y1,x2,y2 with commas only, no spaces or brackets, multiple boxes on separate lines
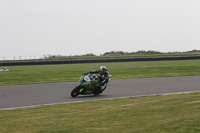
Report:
71,86,81,97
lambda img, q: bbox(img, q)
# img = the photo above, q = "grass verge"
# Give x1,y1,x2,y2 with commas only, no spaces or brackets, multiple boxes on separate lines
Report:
1,59,200,85
0,60,200,85
0,92,200,132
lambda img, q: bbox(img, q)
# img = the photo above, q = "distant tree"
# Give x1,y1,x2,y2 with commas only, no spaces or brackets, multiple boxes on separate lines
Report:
82,53,96,56
189,49,200,52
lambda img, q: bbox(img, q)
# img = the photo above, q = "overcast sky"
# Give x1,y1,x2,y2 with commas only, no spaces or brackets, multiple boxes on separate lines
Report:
1,0,200,60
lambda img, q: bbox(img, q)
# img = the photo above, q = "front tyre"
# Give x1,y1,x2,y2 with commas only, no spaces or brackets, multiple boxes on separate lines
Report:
71,86,81,97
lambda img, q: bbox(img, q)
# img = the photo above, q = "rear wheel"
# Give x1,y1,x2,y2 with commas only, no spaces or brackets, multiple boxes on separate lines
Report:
93,91,100,96
101,83,107,91
93,83,107,95
71,86,81,97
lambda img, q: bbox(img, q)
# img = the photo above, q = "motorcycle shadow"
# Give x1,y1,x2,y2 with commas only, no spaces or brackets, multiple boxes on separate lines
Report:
70,94,105,98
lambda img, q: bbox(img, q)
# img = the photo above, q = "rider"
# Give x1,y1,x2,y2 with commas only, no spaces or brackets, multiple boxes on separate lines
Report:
84,66,109,93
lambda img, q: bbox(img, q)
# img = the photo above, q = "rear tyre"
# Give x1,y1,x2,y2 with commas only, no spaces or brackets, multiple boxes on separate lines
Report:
93,82,107,96
93,90,100,96
101,83,107,91
71,86,81,97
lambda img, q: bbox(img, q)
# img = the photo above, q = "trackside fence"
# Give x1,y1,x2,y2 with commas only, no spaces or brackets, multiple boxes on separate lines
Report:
0,56,200,66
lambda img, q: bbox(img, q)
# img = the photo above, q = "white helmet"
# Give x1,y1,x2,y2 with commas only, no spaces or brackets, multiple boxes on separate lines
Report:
99,66,106,74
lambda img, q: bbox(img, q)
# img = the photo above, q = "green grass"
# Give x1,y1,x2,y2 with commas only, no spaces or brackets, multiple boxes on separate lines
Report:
1,60,200,132
1,92,200,132
1,59,200,85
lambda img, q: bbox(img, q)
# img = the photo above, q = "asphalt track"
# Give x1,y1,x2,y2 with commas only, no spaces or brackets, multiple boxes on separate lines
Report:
1,76,200,110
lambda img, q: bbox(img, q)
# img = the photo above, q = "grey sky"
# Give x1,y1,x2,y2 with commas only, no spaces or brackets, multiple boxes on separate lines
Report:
1,0,200,60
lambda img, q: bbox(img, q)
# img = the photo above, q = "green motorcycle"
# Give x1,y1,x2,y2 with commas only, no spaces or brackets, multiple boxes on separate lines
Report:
71,74,112,97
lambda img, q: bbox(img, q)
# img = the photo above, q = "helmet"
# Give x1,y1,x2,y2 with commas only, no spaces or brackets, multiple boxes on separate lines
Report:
99,66,106,74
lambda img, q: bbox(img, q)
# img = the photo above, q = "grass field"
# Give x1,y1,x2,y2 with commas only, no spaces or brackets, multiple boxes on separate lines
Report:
0,92,200,132
1,59,200,85
1,60,200,132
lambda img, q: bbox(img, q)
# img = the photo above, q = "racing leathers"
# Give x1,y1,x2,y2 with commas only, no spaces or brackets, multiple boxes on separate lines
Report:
84,69,109,93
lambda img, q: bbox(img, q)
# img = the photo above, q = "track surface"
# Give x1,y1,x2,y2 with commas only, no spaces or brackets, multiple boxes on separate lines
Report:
1,76,200,110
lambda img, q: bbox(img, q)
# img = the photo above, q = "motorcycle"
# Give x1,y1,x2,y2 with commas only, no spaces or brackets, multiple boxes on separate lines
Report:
71,74,112,97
